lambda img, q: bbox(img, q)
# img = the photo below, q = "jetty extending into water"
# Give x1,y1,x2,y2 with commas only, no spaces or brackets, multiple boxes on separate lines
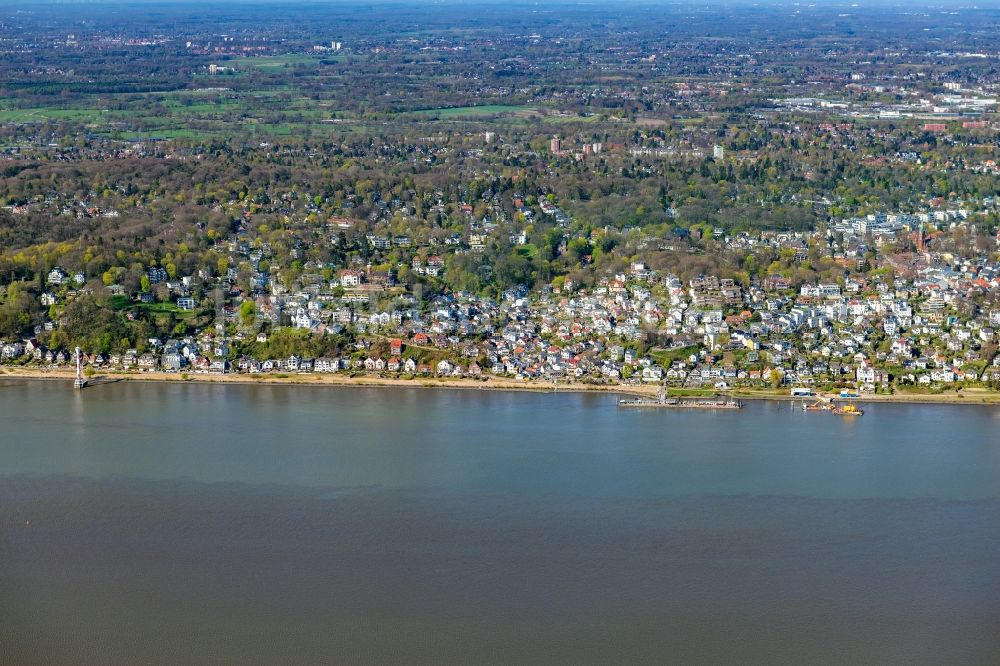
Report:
619,392,742,410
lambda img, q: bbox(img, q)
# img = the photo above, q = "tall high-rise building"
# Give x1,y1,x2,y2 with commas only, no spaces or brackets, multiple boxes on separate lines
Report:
713,144,725,160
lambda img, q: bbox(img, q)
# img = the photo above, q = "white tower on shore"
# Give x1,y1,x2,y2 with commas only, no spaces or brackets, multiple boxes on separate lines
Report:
74,346,86,389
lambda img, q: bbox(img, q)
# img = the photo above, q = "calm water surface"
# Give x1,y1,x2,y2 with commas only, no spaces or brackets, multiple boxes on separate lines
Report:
2,379,1000,664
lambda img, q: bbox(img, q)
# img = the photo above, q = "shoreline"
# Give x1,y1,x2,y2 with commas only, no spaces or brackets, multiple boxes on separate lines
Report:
3,366,1000,405
731,392,1000,406
0,366,655,397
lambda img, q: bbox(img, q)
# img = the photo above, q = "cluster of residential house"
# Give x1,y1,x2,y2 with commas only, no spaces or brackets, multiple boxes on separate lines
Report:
9,240,1000,394
6,179,1000,395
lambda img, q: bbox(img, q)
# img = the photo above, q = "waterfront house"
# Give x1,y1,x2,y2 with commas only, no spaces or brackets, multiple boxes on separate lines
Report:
138,353,159,371
1,342,24,359
162,351,184,371
641,366,664,382
315,357,337,373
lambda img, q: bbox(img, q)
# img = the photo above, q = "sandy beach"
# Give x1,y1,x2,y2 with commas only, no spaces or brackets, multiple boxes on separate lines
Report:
0,366,657,396
3,366,1000,405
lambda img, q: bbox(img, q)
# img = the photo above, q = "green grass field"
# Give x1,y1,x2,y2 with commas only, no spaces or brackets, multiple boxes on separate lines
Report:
0,107,108,123
540,113,602,124
108,296,199,318
515,244,538,259
651,345,700,365
410,105,536,117
112,129,220,141
224,54,341,70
